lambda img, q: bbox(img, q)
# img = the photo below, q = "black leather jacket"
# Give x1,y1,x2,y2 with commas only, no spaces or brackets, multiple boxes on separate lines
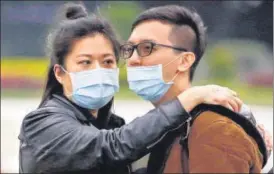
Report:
18,94,191,173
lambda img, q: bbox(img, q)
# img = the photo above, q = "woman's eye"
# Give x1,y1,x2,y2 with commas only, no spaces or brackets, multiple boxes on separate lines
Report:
103,58,115,65
104,59,115,65
79,60,91,65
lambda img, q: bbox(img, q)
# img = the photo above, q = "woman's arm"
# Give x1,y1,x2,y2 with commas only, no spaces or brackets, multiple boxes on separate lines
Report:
22,99,189,173
21,85,242,173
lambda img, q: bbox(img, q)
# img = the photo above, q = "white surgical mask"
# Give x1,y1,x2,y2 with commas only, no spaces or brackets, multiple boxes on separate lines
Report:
126,56,180,102
61,66,119,109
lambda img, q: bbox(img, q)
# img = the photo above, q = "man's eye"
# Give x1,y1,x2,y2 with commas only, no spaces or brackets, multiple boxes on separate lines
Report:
126,47,133,52
144,46,151,50
123,47,133,54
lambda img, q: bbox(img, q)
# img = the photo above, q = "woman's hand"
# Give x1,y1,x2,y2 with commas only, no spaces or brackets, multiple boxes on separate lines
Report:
177,85,243,112
257,124,273,157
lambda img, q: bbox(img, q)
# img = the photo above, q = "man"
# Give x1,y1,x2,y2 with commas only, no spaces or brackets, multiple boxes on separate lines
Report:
120,5,272,173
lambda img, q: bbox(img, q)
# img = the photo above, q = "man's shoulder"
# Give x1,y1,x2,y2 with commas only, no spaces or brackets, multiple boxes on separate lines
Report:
192,110,235,126
190,110,248,138
188,104,256,137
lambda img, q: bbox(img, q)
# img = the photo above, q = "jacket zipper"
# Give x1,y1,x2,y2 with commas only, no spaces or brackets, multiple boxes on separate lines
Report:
146,117,192,149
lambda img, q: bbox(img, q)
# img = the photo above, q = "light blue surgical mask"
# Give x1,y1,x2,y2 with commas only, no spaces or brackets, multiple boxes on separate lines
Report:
61,66,119,110
127,57,180,103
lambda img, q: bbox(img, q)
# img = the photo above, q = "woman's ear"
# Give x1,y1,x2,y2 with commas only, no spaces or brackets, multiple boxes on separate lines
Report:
53,64,64,84
177,52,196,72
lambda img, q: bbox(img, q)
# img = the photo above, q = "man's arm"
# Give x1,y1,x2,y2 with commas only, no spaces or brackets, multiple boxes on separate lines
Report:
188,111,263,173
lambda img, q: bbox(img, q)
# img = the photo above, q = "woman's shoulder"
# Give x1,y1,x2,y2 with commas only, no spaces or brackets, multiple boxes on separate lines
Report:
27,98,75,118
22,97,76,127
20,98,79,140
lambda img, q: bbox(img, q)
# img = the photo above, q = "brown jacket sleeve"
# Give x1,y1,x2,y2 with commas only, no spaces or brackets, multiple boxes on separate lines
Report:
188,111,263,173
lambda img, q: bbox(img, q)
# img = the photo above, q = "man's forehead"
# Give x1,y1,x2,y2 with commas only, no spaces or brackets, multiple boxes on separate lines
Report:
128,20,173,44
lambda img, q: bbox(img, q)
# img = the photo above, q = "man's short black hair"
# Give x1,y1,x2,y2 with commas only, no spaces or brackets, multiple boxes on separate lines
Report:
132,5,207,81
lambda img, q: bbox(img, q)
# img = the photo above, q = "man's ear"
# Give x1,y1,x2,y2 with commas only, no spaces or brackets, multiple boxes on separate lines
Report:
177,52,196,72
53,64,64,84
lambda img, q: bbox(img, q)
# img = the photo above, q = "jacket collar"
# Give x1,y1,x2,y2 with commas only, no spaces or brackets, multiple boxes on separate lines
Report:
51,94,114,129
52,94,95,123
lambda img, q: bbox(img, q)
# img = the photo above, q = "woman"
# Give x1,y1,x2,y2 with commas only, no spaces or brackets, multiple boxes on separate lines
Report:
18,3,245,173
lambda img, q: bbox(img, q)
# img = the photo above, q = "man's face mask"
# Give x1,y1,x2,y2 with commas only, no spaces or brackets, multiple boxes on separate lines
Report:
61,66,119,110
126,56,181,103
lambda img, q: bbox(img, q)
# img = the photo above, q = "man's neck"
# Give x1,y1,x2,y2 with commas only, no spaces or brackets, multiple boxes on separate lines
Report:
153,77,191,107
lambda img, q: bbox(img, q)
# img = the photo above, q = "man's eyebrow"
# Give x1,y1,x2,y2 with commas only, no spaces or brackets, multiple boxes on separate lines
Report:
126,39,157,45
126,41,135,45
141,39,157,43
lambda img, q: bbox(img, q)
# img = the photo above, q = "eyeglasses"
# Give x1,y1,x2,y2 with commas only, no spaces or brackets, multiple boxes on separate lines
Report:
120,41,188,59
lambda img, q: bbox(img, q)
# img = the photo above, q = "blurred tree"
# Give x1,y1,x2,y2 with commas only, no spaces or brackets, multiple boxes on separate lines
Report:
99,1,144,41
206,46,237,84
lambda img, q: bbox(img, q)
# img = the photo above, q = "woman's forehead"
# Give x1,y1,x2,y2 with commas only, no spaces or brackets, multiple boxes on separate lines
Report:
70,34,115,55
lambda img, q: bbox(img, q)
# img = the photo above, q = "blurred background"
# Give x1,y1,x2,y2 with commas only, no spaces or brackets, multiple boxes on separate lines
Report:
1,1,273,173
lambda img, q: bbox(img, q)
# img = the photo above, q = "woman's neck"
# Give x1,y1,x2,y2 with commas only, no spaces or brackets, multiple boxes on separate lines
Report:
63,92,98,118
90,110,98,118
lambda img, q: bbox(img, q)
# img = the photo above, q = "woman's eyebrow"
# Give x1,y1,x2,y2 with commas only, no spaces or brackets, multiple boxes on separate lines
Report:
76,53,115,59
102,53,115,58
76,54,92,58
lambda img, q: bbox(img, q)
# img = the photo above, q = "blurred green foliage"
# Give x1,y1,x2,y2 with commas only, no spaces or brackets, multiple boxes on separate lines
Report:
118,63,128,85
206,46,237,83
99,1,143,41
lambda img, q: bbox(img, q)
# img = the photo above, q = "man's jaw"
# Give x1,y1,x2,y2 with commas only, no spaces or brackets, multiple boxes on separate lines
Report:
152,80,191,107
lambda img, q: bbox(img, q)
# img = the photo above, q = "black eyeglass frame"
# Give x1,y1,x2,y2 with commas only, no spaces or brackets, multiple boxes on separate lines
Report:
120,41,188,59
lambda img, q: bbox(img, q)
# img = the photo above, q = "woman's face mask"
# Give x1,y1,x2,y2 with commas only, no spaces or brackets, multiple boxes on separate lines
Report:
61,66,119,110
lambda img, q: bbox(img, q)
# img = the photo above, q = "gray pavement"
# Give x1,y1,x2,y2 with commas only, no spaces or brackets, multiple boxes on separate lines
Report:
1,98,273,173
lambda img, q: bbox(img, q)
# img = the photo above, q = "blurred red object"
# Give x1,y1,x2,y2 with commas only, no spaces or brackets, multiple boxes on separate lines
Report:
245,72,273,88
1,77,43,89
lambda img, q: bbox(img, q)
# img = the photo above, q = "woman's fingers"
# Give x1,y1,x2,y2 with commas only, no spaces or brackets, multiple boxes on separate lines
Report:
257,123,273,157
224,102,234,111
227,98,239,112
228,96,243,112
234,96,243,110
185,85,242,113
220,87,242,112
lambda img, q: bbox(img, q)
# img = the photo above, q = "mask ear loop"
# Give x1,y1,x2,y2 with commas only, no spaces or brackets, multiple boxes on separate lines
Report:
171,71,180,81
58,65,73,97
163,55,183,83
60,66,68,73
163,55,183,68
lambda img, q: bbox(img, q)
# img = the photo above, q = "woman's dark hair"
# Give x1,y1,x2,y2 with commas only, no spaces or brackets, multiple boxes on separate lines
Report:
39,2,120,108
